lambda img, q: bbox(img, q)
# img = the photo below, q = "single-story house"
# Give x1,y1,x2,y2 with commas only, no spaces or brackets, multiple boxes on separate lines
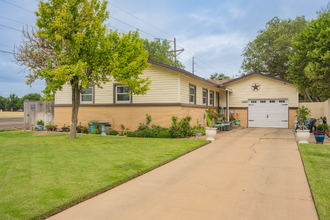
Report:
54,60,298,130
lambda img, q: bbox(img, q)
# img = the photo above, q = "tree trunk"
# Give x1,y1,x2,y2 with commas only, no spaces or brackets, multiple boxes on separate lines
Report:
305,90,313,102
70,83,81,139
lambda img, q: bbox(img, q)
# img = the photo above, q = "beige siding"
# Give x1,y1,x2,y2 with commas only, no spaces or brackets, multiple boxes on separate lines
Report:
132,65,179,103
95,82,113,104
180,75,225,106
226,75,298,107
55,83,72,104
299,102,325,119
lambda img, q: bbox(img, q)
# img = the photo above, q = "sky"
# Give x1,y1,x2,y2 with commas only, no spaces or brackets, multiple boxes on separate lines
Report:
0,0,328,98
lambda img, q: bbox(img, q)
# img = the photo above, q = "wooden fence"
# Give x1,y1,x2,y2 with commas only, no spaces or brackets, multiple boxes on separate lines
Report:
24,101,54,130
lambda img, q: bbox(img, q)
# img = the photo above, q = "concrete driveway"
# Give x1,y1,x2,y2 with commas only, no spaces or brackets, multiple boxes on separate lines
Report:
48,128,318,220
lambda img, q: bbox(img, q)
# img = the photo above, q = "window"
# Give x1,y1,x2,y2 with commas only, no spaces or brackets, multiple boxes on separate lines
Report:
116,86,130,103
203,89,208,105
260,101,266,103
279,100,286,103
251,100,257,103
210,91,214,106
270,100,276,103
81,87,93,103
189,85,196,104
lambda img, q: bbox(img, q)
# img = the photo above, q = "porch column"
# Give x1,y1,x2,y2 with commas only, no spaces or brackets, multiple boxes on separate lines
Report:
226,89,229,122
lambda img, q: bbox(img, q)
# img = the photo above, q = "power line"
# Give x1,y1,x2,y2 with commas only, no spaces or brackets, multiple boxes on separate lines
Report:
108,2,174,39
109,16,157,38
0,24,21,32
108,2,227,74
0,50,15,54
0,15,33,26
0,44,13,48
0,0,35,14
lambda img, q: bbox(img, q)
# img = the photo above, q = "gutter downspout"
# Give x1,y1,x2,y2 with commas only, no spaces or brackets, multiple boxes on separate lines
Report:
226,88,230,122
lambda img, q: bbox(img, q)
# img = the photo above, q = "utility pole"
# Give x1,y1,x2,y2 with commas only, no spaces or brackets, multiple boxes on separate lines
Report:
192,57,194,74
170,38,184,67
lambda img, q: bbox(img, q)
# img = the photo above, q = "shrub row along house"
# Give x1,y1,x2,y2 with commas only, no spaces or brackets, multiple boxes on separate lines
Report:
54,60,298,130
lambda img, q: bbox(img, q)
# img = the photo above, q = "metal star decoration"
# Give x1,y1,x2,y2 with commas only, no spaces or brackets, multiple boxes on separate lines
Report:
251,83,260,92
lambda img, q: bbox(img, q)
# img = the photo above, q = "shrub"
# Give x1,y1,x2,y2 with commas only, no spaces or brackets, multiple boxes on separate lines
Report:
157,130,172,138
45,125,55,130
123,129,128,136
127,131,134,137
229,117,236,121
92,129,99,134
88,119,99,126
109,130,118,135
138,124,149,131
178,115,192,137
121,124,125,131
145,129,159,138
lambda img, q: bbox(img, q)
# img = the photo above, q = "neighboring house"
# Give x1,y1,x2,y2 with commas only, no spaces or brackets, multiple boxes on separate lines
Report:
54,61,298,130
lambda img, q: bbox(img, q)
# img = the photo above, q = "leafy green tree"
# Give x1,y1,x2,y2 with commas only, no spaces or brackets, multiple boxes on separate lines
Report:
15,0,150,139
144,39,185,69
5,94,20,109
0,96,8,109
208,73,230,80
241,16,308,79
18,93,42,109
288,9,330,100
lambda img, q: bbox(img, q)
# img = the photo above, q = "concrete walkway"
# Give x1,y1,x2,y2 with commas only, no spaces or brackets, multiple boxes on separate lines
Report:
48,128,318,220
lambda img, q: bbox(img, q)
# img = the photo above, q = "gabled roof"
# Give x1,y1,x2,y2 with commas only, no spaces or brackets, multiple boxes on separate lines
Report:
209,78,235,86
221,72,294,85
147,60,227,90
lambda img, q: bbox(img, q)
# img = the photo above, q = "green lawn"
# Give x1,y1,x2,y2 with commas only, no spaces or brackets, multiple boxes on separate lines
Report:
299,143,330,220
0,132,209,220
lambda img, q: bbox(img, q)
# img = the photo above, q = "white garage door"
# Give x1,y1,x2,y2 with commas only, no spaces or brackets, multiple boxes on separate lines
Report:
248,100,288,128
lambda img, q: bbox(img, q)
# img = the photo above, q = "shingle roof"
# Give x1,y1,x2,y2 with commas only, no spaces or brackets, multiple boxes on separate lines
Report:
208,78,235,85
147,60,227,90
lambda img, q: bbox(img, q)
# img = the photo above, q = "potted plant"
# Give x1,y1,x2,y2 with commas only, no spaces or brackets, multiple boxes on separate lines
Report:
235,120,240,125
45,125,56,131
36,119,44,131
295,106,311,143
229,116,236,123
88,119,99,133
313,129,326,144
205,107,218,141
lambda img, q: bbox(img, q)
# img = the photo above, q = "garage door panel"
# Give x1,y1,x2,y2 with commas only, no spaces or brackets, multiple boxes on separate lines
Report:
248,100,288,128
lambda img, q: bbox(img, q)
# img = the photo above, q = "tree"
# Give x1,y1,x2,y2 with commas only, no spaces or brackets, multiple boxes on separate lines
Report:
240,16,308,79
208,73,230,80
288,9,330,100
144,39,185,69
15,0,151,139
5,94,20,109
0,96,8,109
18,93,42,109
